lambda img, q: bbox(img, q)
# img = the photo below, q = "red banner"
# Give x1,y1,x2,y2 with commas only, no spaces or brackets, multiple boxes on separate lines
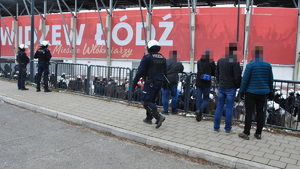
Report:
0,7,297,65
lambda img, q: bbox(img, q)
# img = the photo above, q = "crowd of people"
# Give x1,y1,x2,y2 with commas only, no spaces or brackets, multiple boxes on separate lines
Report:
1,40,300,137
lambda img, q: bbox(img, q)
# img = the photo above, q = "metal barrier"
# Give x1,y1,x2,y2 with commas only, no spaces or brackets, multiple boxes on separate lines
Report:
55,63,88,94
0,58,16,80
89,65,131,101
1,59,299,131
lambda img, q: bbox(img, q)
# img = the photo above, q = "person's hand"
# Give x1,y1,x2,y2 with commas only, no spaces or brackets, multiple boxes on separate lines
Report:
239,92,245,100
163,81,168,90
267,91,274,100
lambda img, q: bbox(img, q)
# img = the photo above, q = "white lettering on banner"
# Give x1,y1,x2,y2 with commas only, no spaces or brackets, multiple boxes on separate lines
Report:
95,23,105,45
52,25,61,45
135,22,156,46
25,26,38,45
0,27,14,45
112,22,133,46
158,22,173,46
82,43,132,58
63,24,85,45
19,27,22,45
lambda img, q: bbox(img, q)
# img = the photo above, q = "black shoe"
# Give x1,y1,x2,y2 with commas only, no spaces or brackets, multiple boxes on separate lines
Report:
254,133,261,140
143,118,152,124
36,88,41,92
155,115,165,129
21,88,29,90
44,89,52,92
196,110,202,122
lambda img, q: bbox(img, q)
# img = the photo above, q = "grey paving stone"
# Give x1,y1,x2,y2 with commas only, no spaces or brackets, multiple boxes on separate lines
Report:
269,145,286,151
268,160,287,169
248,150,265,157
280,157,297,165
236,153,254,161
264,153,281,161
222,149,239,156
252,156,270,165
234,147,251,154
245,144,260,151
286,164,300,169
259,147,275,154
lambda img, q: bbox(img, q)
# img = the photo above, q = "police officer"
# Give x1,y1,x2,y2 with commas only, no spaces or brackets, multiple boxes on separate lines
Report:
17,44,30,90
132,40,167,129
34,40,52,92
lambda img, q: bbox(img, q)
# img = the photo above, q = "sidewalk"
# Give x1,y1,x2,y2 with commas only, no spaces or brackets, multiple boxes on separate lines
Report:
0,80,299,169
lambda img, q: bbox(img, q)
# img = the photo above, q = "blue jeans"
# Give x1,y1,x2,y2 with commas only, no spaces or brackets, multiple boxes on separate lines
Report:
196,86,210,112
161,85,178,112
214,87,237,132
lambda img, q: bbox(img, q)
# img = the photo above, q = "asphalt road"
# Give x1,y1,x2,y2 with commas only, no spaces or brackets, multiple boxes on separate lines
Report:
0,102,221,169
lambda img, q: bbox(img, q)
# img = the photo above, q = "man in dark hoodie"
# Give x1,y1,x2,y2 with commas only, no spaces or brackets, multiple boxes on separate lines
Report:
214,43,242,134
132,40,167,129
195,50,216,121
161,51,184,115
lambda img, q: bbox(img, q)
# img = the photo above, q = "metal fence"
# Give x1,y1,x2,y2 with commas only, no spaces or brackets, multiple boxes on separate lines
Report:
1,59,299,131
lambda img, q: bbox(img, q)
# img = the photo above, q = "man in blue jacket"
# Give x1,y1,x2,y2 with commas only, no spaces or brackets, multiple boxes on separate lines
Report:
132,40,167,129
238,46,273,140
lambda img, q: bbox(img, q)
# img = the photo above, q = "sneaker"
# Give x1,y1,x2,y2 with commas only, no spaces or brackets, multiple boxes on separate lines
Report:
226,130,235,135
36,88,41,92
20,88,29,90
238,132,250,140
254,133,261,140
155,115,166,129
161,111,169,115
143,118,152,125
44,89,52,92
196,110,202,122
214,129,220,133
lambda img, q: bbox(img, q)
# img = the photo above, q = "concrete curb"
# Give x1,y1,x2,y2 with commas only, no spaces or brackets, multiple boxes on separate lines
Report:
0,95,279,169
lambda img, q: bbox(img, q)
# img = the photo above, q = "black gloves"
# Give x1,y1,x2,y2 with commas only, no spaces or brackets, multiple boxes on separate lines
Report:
163,81,168,90
267,91,274,100
239,92,245,100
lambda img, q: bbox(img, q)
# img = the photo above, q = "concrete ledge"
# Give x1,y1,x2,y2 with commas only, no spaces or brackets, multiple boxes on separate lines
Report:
111,128,148,144
0,95,280,169
57,112,84,125
82,119,113,134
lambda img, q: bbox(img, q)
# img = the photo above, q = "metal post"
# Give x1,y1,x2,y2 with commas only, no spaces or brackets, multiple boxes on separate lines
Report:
71,0,77,63
106,0,113,66
23,0,40,46
236,0,240,42
242,0,253,73
30,0,35,82
294,0,300,81
0,15,15,52
189,0,197,73
138,0,148,52
13,3,19,56
57,0,73,50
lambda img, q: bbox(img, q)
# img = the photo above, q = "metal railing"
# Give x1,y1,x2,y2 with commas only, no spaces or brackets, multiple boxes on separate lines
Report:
1,59,299,131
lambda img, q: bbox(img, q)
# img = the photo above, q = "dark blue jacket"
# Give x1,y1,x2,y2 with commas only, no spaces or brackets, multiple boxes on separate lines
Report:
34,47,52,64
17,51,29,65
240,55,273,95
133,52,167,86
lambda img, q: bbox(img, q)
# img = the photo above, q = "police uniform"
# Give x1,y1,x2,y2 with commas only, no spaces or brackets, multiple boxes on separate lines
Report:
17,45,29,90
34,41,52,92
132,40,167,129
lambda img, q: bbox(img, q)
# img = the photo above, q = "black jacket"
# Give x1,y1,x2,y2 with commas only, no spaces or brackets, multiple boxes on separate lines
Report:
216,57,242,89
196,58,216,87
166,59,184,85
17,51,29,65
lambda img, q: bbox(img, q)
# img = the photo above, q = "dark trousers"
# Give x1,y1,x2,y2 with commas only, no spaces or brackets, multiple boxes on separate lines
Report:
244,92,266,135
36,63,49,90
17,64,26,89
